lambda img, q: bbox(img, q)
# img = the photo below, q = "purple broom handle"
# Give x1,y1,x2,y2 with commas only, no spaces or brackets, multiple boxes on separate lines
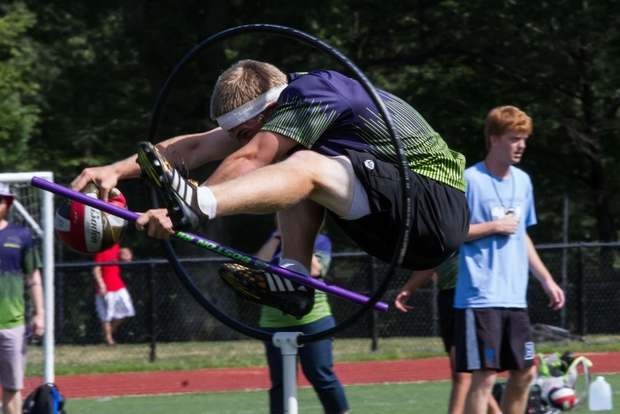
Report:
31,177,389,312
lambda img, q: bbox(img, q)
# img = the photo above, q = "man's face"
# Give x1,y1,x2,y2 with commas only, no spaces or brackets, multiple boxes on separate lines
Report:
0,197,9,221
492,130,528,165
119,247,132,262
227,115,266,146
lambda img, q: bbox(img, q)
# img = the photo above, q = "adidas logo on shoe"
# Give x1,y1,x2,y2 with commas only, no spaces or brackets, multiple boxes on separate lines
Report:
218,263,315,319
136,141,204,231
263,272,308,293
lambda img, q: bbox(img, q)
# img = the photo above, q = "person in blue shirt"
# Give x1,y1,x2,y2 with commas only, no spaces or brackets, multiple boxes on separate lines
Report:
452,106,565,414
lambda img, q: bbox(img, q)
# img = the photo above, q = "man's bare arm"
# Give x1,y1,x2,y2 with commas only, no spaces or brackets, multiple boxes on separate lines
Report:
526,234,565,310
25,269,45,336
71,128,238,200
394,268,436,312
92,265,106,296
206,131,298,186
466,215,519,242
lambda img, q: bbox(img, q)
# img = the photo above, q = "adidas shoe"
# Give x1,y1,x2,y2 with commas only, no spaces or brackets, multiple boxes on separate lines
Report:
136,141,203,231
218,263,315,319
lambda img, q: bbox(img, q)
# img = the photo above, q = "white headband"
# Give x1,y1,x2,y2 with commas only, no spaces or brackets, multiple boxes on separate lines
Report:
216,84,287,131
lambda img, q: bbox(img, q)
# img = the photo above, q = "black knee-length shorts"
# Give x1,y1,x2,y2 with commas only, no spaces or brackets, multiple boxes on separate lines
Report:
329,149,469,271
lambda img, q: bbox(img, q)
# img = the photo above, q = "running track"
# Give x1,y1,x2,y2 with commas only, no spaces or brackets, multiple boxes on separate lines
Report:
23,352,620,399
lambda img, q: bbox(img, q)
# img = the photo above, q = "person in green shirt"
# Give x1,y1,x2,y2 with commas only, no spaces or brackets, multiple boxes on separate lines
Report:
256,218,348,414
0,183,44,414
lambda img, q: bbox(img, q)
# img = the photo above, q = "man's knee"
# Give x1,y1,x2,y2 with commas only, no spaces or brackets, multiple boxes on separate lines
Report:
471,369,498,391
509,365,536,388
281,151,355,216
2,387,19,397
285,151,350,178
284,150,323,168
453,371,472,386
278,150,329,187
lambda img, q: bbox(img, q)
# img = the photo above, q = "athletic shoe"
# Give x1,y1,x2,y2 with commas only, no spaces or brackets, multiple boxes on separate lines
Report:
136,141,203,231
218,263,315,319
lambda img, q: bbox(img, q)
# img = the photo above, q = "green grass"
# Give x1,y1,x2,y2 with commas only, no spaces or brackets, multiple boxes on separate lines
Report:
25,335,620,377
63,373,620,414
61,382,452,413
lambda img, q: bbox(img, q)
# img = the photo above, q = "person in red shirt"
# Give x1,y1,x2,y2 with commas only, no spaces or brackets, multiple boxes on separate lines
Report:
92,244,135,345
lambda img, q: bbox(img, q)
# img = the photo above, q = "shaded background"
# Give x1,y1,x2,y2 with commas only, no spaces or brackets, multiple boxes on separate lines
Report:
1,0,620,373
2,0,619,251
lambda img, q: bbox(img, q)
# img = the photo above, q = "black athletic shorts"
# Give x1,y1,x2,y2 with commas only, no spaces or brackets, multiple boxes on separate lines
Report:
437,288,456,353
328,149,469,270
454,307,536,373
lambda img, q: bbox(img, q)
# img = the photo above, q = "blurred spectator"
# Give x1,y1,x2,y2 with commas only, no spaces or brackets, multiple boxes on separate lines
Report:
0,182,44,414
257,217,349,414
92,245,135,345
453,106,564,414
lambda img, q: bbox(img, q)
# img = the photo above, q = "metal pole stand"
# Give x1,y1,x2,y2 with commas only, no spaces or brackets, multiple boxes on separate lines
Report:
273,332,303,414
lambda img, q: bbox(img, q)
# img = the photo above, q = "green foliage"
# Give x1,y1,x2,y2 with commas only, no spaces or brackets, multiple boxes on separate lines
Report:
1,0,619,249
24,0,152,174
331,0,620,242
0,2,41,171
48,382,453,414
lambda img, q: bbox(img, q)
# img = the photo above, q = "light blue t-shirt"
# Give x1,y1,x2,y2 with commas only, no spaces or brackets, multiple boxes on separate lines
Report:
454,162,537,308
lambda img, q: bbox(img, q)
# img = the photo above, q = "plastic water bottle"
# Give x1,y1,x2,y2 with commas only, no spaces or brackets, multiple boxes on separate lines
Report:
589,376,613,411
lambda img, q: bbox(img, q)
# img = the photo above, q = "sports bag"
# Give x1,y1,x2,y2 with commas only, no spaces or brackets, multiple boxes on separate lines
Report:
535,351,593,411
22,383,66,414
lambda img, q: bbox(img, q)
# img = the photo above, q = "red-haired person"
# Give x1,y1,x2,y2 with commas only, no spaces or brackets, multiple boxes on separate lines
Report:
453,106,564,414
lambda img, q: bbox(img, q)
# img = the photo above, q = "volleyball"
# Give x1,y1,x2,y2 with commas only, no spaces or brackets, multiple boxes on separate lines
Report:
54,183,128,254
548,386,576,410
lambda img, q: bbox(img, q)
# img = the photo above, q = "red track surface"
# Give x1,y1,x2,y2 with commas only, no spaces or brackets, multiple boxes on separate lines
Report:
23,352,620,399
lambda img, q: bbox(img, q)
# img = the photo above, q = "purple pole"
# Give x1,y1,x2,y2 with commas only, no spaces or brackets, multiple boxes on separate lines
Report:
32,177,389,312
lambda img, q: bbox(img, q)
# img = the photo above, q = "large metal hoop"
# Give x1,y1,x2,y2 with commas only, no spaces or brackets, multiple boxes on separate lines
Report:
146,24,412,344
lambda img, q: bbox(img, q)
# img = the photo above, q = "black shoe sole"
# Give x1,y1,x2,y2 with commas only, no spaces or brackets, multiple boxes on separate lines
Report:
136,141,200,231
218,263,314,319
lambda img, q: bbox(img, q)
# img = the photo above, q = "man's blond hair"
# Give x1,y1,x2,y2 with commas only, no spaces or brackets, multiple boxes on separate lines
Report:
484,106,533,149
210,60,288,119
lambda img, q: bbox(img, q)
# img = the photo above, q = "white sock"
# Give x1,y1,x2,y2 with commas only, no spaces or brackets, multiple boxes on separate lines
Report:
197,186,217,218
278,259,310,276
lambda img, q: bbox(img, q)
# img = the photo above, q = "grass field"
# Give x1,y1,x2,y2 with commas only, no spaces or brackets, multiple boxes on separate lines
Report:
25,335,620,376
65,373,620,413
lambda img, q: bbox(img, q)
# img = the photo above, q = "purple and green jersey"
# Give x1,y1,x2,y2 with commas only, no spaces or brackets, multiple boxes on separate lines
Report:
0,223,41,329
263,70,466,191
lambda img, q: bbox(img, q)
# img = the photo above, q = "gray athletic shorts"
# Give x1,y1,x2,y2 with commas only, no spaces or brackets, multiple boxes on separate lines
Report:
0,324,27,390
95,288,135,322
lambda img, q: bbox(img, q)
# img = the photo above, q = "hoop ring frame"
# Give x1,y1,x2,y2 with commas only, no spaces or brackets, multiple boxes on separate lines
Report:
146,24,412,344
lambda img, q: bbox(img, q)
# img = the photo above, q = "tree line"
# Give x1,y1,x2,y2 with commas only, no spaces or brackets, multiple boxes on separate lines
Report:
2,0,619,258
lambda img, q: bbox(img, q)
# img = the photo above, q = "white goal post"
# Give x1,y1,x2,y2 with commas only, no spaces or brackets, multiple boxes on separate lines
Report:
0,172,55,383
